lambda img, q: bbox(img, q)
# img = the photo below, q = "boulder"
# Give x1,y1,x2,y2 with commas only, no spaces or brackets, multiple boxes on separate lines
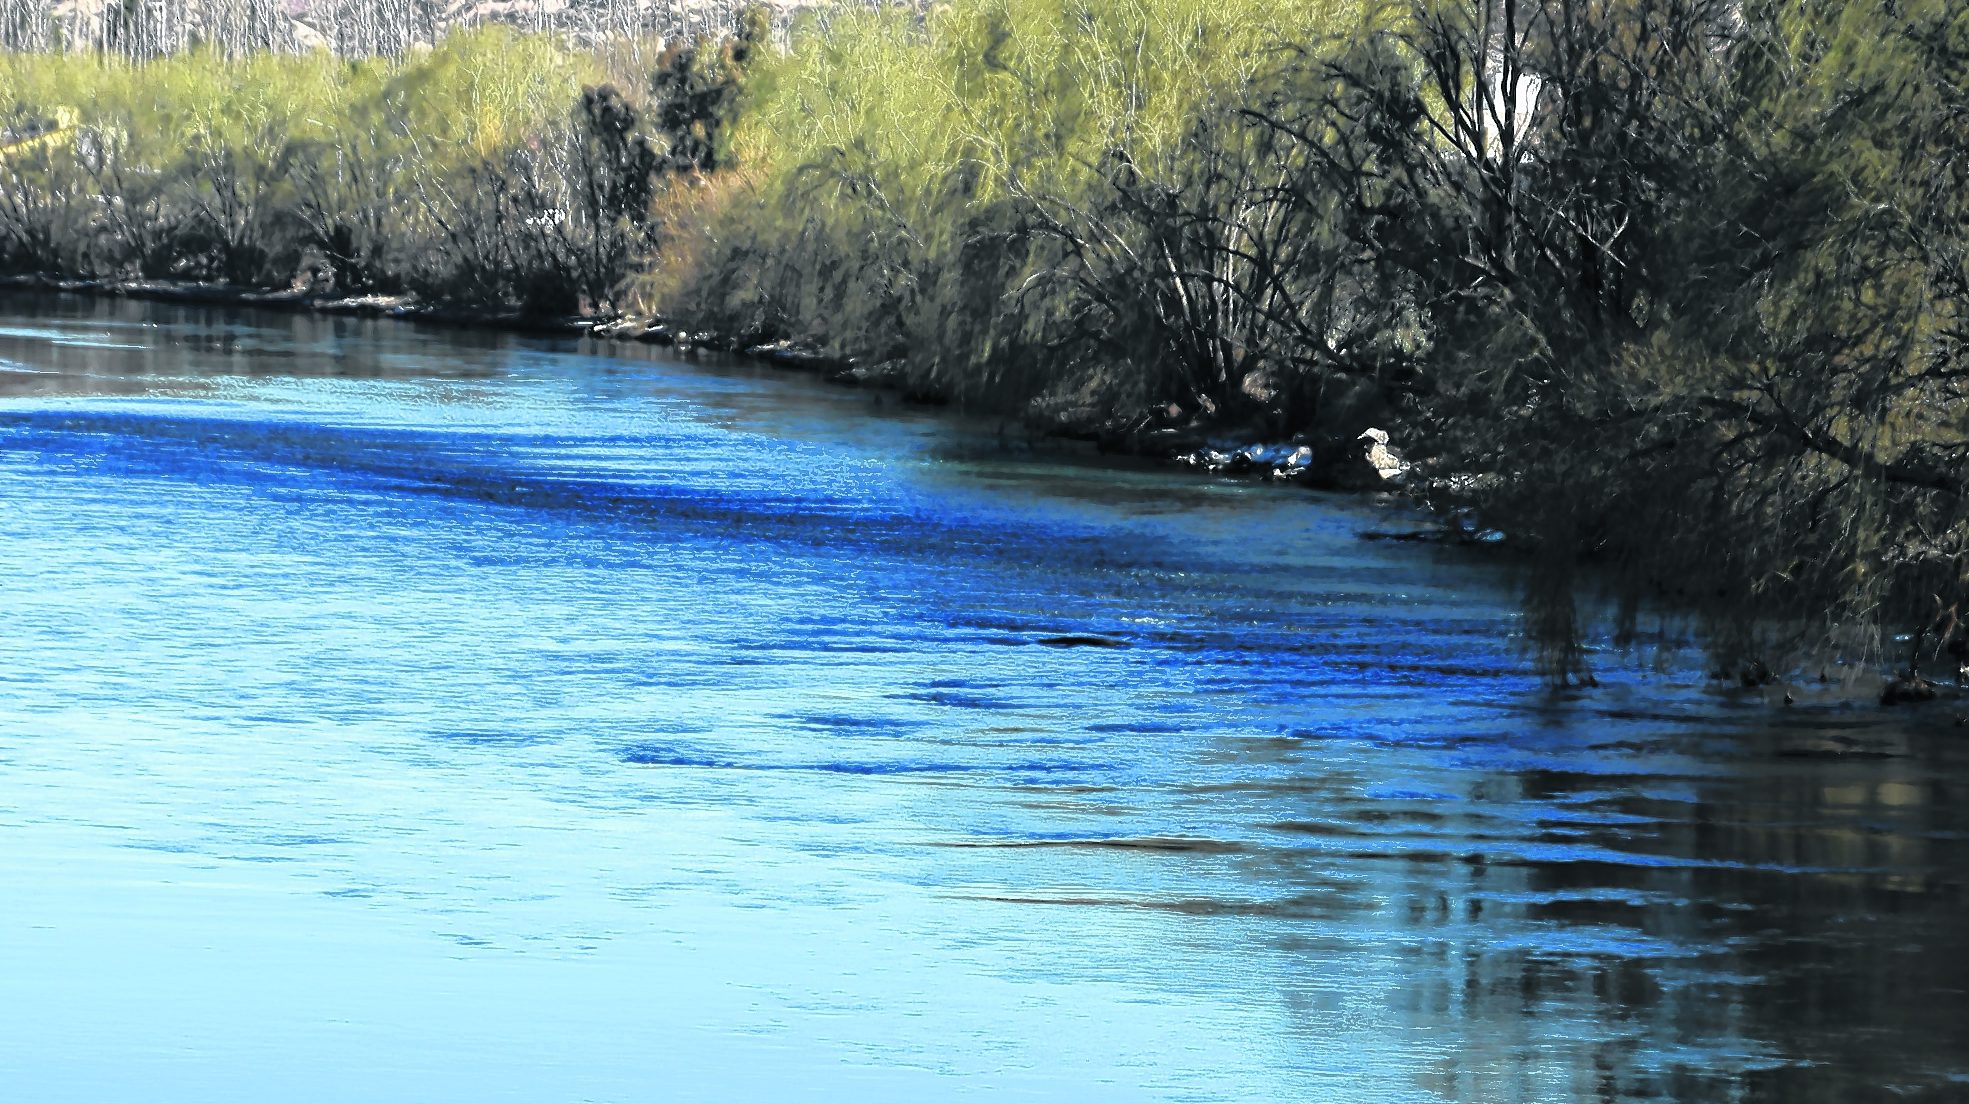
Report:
1136,427,1208,458
826,358,908,388
1171,441,1317,481
1880,675,1939,706
597,318,648,341
314,294,413,317
1268,445,1316,481
1239,369,1280,406
1177,447,1235,473
746,341,848,373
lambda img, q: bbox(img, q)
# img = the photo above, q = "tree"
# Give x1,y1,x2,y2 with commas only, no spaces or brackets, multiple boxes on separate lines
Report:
648,4,767,174
1278,0,1969,683
554,83,661,311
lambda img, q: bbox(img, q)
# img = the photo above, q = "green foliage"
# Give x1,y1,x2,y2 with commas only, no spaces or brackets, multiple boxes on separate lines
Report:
0,27,602,298
648,5,764,174
660,0,1372,410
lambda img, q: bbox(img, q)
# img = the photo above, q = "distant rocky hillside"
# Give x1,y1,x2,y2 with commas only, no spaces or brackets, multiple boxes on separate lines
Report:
10,0,861,55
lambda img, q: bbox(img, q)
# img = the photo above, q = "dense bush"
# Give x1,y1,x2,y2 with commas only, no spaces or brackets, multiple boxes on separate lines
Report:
652,0,1376,416
1275,0,1969,681
0,26,682,310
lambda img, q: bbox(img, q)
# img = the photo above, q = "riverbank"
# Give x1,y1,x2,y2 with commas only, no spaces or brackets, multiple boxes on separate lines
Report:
10,279,1963,711
0,273,1410,495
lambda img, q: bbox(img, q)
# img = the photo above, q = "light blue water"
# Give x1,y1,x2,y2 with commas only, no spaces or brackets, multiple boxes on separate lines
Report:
1,295,1964,1103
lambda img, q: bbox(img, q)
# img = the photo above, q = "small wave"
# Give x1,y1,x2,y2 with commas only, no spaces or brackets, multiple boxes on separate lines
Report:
902,689,1020,711
784,713,927,735
956,889,1350,916
1033,633,1129,648
930,835,1246,854
621,745,1095,776
1084,720,1185,735
429,727,549,747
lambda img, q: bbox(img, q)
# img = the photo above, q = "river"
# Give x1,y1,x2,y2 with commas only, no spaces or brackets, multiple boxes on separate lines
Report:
0,293,1963,1103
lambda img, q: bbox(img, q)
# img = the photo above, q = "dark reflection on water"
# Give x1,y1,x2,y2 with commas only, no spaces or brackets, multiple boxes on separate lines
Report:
0,292,1965,1103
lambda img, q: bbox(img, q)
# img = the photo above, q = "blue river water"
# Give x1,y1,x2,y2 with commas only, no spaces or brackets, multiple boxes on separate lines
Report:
0,294,1964,1103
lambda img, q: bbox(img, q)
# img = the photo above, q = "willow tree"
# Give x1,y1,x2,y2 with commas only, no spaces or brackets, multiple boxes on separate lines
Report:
1283,0,1969,684
1691,0,1969,683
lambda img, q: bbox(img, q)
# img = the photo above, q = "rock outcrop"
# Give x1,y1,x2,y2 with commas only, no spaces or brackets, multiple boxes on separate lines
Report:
1880,675,1939,706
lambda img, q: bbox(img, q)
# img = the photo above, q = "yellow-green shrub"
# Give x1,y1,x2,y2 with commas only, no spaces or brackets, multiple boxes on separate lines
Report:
653,0,1370,409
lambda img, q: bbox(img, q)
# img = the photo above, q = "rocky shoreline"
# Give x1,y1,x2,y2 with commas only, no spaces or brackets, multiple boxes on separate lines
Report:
11,274,1962,706
1,273,1411,497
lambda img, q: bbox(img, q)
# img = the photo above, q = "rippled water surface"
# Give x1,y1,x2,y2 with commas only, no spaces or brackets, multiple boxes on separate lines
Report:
1,294,1965,1103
